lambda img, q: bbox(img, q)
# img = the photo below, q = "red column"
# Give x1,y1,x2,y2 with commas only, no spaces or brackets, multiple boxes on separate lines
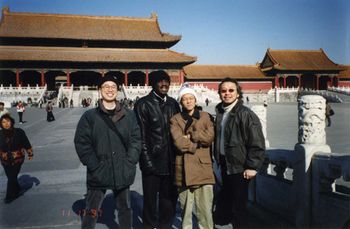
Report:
330,76,334,87
316,75,320,90
16,69,20,87
180,70,184,84
283,75,286,88
274,76,279,88
41,70,45,86
145,69,149,86
66,71,71,87
124,71,128,86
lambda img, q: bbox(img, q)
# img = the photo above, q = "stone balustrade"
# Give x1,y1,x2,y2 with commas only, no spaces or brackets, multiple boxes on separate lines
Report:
0,84,47,107
252,95,350,228
328,86,350,95
312,152,350,228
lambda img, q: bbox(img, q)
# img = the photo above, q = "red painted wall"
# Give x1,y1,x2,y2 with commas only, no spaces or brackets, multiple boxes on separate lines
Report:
338,81,350,87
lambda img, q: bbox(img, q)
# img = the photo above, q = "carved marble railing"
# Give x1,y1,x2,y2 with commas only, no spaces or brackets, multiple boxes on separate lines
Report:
299,89,342,103
0,84,47,107
254,95,332,227
122,84,220,104
312,152,350,228
328,86,350,95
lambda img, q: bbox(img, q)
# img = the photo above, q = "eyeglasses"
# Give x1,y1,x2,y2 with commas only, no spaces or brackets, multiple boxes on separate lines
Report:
102,85,117,90
220,89,235,93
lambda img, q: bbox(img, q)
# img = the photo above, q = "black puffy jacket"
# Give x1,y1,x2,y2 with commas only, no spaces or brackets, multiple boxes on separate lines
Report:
74,101,141,190
214,100,265,174
134,91,180,175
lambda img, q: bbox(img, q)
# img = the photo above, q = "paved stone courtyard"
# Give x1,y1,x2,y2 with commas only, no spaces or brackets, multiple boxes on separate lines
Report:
0,99,349,228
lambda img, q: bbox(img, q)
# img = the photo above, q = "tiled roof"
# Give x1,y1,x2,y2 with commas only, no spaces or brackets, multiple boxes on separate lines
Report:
0,46,197,64
183,65,267,79
0,7,180,43
338,65,350,79
261,48,342,71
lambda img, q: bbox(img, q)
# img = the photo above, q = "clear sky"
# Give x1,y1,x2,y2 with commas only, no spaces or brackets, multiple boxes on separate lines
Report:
1,0,349,65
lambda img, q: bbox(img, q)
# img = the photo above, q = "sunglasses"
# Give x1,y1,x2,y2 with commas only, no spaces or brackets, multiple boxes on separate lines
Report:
220,89,235,93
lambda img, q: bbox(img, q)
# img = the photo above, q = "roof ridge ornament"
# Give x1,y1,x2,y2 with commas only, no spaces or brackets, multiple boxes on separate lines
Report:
151,12,158,19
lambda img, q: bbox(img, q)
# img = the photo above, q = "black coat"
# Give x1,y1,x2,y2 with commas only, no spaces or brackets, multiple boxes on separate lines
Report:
134,91,180,175
214,100,265,174
74,102,141,190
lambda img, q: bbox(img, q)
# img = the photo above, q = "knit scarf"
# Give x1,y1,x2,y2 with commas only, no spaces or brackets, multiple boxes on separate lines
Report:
181,107,200,133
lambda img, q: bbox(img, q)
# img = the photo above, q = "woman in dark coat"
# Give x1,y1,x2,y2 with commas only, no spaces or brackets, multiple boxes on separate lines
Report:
0,114,33,203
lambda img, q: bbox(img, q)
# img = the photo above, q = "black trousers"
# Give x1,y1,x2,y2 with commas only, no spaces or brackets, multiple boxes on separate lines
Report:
82,188,132,229
18,112,23,123
142,174,178,229
47,111,55,122
215,156,250,228
3,163,22,200
326,116,331,127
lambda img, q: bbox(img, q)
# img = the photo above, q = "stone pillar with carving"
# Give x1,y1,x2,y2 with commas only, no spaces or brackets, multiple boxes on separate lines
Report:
297,95,329,146
293,95,331,227
251,105,270,148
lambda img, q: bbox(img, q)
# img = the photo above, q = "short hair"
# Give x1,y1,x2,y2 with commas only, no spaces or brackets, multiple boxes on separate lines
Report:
0,113,15,127
149,71,171,89
0,102,4,106
218,77,243,101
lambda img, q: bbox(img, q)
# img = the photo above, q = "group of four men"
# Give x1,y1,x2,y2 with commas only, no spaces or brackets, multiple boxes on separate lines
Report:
74,71,266,229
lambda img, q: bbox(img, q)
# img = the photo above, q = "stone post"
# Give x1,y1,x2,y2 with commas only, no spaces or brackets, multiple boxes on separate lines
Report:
294,95,331,227
251,105,270,148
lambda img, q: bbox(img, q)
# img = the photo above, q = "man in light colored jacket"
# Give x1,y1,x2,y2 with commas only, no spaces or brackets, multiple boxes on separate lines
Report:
170,85,215,229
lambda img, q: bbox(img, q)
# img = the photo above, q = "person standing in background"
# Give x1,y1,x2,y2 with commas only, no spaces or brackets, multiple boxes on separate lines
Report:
16,101,25,124
0,114,33,204
0,102,9,118
46,101,55,122
325,101,334,127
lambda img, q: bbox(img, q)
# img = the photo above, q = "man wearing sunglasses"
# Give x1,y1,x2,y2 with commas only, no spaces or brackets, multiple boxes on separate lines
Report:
213,77,265,228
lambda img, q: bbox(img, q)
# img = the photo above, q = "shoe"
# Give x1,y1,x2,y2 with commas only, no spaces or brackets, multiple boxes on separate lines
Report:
3,190,24,204
4,197,15,204
19,122,23,124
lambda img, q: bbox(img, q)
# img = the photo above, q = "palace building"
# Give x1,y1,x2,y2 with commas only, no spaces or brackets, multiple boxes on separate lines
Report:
0,7,196,90
184,49,349,90
0,7,349,92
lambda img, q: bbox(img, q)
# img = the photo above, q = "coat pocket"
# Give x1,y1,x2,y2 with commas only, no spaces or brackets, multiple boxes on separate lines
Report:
89,160,110,186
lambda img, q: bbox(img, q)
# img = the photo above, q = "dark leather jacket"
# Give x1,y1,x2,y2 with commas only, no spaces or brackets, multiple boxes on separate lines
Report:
134,91,180,175
214,100,265,174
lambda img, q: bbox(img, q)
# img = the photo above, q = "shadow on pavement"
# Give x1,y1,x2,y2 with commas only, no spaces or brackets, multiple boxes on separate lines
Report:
71,190,144,229
18,174,40,192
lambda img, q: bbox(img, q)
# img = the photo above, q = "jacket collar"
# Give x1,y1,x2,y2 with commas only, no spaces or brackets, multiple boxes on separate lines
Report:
216,100,243,115
149,90,169,104
98,99,126,123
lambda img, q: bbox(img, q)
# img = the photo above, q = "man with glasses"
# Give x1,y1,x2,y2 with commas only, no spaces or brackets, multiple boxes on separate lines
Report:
134,70,180,229
74,75,141,229
213,78,265,228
